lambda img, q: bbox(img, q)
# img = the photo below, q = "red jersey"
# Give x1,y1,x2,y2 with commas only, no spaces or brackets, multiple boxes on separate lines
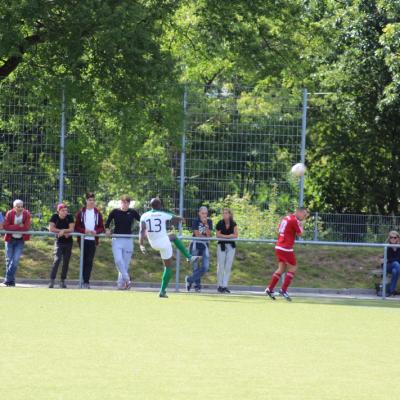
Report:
275,214,303,252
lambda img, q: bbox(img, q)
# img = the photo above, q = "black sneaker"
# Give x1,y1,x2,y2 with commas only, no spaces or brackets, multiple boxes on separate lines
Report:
2,281,15,287
60,280,67,289
265,288,276,300
217,286,224,293
48,280,55,288
279,289,292,302
223,287,231,294
159,291,168,298
194,287,201,293
185,276,192,292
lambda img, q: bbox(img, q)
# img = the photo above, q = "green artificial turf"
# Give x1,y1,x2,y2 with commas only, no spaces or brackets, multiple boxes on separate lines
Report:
1,288,399,400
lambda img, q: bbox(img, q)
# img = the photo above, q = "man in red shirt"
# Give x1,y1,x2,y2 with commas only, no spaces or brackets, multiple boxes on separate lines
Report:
265,207,308,301
2,199,31,286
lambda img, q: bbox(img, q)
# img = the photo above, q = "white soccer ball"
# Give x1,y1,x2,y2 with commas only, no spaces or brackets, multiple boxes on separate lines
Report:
291,163,306,177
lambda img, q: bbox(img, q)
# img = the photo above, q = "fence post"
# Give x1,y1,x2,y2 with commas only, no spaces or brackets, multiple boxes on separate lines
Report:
382,245,388,300
175,85,188,291
79,235,85,288
299,88,308,207
58,87,66,204
314,212,319,241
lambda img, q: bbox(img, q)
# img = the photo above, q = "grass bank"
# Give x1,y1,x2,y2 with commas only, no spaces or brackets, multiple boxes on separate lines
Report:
0,237,383,289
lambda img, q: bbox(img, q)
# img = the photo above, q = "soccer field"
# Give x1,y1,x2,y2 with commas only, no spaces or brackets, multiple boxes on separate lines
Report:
1,289,399,400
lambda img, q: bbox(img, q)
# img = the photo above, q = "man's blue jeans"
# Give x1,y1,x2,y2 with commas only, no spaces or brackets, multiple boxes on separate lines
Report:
5,239,25,284
387,261,400,294
188,244,210,289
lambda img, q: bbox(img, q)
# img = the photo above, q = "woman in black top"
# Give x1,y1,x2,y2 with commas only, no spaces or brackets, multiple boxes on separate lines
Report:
216,208,238,293
382,231,400,296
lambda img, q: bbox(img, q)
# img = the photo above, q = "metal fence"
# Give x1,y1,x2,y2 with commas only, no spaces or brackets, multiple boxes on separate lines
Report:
181,85,306,222
0,80,92,217
1,79,399,243
0,81,305,216
306,213,400,243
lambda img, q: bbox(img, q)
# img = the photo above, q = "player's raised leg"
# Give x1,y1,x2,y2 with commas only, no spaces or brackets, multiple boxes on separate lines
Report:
169,233,201,264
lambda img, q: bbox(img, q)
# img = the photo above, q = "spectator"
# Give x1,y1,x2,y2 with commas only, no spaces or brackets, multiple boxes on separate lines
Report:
0,211,4,229
2,199,31,286
75,192,105,288
48,203,75,289
216,208,238,293
185,206,212,292
381,231,400,296
105,195,140,290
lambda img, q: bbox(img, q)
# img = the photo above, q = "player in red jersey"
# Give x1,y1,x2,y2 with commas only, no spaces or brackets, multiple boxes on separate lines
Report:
265,207,308,301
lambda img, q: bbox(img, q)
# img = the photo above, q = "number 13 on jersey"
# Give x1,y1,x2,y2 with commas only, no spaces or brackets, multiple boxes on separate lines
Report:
145,218,162,233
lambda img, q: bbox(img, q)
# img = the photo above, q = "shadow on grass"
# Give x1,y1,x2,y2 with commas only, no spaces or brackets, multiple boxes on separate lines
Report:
193,292,400,309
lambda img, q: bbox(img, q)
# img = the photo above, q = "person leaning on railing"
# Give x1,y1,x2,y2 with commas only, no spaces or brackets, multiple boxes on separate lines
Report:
185,206,213,293
74,192,105,289
105,195,141,290
48,203,75,289
216,208,238,294
380,231,400,297
1,199,31,287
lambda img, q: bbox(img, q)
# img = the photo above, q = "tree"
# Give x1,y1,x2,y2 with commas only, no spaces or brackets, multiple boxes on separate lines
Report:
305,0,400,213
0,0,182,214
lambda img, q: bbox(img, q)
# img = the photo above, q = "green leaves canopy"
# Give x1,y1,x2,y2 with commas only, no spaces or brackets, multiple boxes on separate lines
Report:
1,0,400,214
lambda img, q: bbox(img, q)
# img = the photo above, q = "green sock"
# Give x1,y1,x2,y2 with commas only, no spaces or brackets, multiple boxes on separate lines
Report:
173,238,191,259
161,267,172,293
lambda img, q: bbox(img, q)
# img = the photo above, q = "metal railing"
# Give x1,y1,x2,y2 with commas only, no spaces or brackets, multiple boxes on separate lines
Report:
308,212,400,243
0,230,397,299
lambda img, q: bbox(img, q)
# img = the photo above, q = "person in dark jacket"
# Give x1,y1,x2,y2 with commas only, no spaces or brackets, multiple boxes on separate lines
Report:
185,206,212,292
48,203,75,289
381,231,400,296
75,192,105,288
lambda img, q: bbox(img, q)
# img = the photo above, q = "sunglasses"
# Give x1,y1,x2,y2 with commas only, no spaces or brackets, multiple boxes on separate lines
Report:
390,236,399,239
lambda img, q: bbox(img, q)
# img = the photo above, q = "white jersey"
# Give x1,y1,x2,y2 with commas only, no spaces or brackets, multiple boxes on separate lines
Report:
140,210,173,245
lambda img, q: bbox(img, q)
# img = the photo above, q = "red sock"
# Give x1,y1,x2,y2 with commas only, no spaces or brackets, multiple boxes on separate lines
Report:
281,271,295,292
268,273,281,291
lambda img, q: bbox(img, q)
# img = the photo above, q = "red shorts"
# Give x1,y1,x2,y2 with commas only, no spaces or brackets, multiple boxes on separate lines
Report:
275,249,297,266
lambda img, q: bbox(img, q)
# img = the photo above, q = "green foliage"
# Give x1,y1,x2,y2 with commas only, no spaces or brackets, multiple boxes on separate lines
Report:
303,1,400,213
207,185,298,239
1,0,400,217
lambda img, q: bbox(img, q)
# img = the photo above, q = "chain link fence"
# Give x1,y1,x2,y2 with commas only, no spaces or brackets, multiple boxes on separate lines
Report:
0,80,93,226
0,78,398,242
306,213,400,243
182,85,305,222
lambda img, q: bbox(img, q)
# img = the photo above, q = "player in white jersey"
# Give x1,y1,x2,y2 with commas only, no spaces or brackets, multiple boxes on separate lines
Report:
139,198,200,298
